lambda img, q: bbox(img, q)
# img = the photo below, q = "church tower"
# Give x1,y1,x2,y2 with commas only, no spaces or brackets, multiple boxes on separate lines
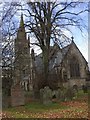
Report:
14,14,30,88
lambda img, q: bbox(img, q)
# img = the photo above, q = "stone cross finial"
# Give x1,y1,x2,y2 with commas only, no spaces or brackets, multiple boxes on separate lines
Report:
71,36,74,41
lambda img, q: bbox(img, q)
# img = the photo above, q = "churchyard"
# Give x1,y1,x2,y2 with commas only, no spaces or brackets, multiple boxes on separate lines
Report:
1,1,90,119
1,89,89,119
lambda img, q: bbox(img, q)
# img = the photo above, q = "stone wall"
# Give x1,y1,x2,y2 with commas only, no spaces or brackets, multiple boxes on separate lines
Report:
63,79,86,88
69,79,86,87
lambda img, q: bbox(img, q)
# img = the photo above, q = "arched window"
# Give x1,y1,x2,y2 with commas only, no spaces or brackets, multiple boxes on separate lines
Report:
63,71,67,82
70,56,80,78
22,69,26,77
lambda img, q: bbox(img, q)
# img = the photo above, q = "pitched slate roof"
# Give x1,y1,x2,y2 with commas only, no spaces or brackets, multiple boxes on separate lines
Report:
35,53,43,72
34,43,71,73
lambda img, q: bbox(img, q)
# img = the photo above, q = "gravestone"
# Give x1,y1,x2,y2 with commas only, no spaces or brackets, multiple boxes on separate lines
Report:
65,87,75,101
11,83,25,107
60,89,66,101
56,89,61,100
40,86,52,105
40,88,44,103
43,86,52,105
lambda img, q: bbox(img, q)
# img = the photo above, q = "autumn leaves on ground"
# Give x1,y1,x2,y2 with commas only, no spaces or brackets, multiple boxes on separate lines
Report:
2,90,89,119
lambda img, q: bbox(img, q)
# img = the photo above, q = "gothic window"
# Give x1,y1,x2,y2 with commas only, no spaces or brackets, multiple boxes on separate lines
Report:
63,71,67,82
70,56,80,78
22,69,26,77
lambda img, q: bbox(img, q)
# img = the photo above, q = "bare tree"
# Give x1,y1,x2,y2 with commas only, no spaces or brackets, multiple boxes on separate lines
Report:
1,1,88,91
23,1,88,87
1,2,21,95
1,2,22,68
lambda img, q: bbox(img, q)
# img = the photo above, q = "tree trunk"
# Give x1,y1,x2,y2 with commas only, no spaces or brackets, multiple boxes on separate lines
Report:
42,48,49,87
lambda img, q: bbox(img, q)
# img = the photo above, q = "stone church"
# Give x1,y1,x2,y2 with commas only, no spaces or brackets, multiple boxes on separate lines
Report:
14,14,89,91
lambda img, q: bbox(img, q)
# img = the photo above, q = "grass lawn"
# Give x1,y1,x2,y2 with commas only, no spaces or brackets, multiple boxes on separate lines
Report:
1,90,89,119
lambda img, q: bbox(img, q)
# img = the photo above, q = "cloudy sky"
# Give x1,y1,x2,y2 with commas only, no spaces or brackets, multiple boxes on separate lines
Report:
1,1,89,68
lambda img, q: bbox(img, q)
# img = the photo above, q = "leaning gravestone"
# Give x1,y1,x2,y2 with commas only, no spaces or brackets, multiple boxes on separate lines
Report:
11,83,25,107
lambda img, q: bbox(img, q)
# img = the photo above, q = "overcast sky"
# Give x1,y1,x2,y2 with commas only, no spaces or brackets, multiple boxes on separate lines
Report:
1,1,89,68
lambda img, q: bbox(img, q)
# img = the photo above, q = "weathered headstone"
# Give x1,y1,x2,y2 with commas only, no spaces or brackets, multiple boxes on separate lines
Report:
56,89,61,100
2,95,11,108
64,87,75,101
40,88,44,103
40,86,52,105
11,83,25,107
60,89,66,101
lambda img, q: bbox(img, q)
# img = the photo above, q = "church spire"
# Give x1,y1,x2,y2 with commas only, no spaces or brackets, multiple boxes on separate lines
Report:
20,13,24,28
17,13,26,40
